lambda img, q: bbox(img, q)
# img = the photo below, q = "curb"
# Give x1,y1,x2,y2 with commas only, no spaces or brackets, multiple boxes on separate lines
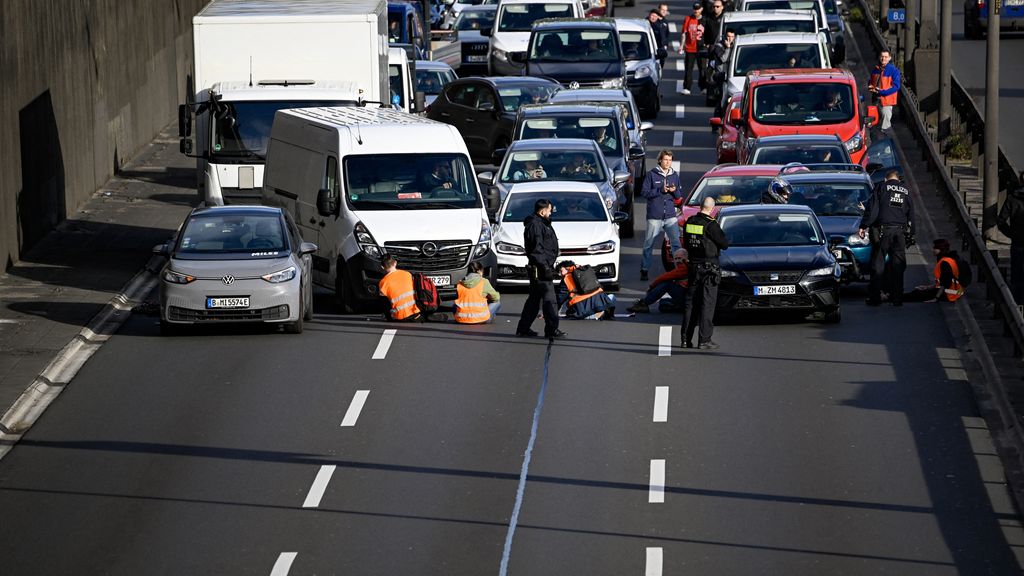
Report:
0,255,164,461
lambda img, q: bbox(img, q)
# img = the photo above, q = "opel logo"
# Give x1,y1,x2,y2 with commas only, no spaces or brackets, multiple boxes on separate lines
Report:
770,273,779,281
222,275,235,285
421,242,438,257
569,81,580,90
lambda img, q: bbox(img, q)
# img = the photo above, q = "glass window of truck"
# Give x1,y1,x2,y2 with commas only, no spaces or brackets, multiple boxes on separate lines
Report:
211,100,356,160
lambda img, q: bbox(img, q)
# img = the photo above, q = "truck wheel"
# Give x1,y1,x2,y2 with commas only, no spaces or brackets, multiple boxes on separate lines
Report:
335,263,356,314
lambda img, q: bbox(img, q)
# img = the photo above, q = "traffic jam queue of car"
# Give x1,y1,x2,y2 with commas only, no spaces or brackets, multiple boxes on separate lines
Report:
160,0,900,334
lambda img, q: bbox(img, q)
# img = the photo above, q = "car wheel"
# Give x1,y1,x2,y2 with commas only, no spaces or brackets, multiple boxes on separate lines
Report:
335,262,356,314
620,211,635,239
286,293,305,334
303,281,314,321
823,307,841,324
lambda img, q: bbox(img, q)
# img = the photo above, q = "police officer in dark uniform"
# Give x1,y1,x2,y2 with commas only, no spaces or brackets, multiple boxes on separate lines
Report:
681,197,730,349
516,199,566,339
859,169,914,306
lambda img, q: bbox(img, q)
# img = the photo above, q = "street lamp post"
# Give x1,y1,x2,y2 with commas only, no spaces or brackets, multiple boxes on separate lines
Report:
983,0,1001,240
938,0,952,140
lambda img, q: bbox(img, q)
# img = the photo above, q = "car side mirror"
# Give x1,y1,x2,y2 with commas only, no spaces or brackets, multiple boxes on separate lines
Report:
485,186,501,216
612,170,630,185
613,211,629,223
709,117,723,128
299,242,319,255
152,243,170,256
729,107,743,126
866,105,879,128
639,121,654,132
316,188,338,217
628,144,645,160
491,147,507,164
478,100,495,112
477,170,496,186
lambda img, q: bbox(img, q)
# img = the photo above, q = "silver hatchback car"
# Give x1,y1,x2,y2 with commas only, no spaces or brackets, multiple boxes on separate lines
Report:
156,206,317,335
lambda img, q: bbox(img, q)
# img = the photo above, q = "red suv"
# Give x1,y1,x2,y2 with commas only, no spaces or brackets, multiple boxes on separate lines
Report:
729,69,879,166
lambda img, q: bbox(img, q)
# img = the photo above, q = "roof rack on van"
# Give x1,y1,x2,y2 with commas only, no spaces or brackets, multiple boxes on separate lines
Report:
777,162,865,175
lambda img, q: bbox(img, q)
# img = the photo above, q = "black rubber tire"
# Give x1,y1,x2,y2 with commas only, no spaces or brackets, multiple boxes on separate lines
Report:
620,213,635,239
285,294,305,334
303,280,314,321
335,263,356,314
823,307,841,324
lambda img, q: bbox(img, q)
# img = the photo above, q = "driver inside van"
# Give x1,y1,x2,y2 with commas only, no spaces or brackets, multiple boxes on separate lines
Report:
423,160,457,190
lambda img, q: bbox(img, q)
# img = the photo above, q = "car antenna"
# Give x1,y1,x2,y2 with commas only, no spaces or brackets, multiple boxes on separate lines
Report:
356,123,363,145
248,56,253,87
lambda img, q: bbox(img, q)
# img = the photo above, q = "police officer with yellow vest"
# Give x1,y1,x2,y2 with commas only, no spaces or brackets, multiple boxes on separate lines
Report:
859,169,914,306
681,197,729,349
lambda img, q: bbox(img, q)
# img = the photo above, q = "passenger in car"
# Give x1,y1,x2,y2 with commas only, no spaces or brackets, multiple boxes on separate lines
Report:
514,159,547,181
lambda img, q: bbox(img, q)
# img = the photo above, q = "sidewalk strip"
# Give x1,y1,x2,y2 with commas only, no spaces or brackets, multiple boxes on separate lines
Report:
302,465,336,508
673,131,684,147
658,326,672,357
674,104,686,119
649,459,666,503
340,390,370,427
653,387,669,422
270,552,297,576
645,547,663,576
372,329,397,359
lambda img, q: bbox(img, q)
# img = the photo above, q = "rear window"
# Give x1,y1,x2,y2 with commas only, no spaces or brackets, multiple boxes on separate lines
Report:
752,83,854,124
733,43,823,75
519,116,622,155
750,144,846,165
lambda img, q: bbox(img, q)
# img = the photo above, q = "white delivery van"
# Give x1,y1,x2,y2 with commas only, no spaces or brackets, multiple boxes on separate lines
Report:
262,107,496,311
486,0,585,76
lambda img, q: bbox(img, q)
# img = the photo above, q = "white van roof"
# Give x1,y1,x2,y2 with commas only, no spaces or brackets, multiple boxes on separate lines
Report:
275,107,466,153
197,0,386,21
724,9,816,22
283,106,435,126
733,31,824,46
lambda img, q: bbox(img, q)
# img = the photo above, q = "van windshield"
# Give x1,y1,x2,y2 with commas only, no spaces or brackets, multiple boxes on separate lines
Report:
619,31,652,61
498,3,573,32
344,153,482,210
727,19,816,35
211,100,357,161
733,43,823,75
752,83,854,123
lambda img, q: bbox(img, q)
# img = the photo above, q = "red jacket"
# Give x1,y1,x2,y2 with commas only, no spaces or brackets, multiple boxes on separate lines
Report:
650,262,689,289
682,16,703,54
869,63,900,107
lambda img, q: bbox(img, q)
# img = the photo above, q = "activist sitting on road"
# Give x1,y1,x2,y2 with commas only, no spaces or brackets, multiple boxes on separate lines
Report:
556,261,616,320
453,261,501,324
901,238,969,303
628,249,689,313
379,256,447,322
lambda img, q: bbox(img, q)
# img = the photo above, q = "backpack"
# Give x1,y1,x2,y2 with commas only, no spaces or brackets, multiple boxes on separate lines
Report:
412,273,439,313
571,265,602,294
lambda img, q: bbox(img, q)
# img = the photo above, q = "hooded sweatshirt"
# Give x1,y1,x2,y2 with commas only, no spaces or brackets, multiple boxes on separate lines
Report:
641,164,684,220
459,272,500,302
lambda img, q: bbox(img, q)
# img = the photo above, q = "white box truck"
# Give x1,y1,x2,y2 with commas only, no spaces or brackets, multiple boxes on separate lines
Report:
179,0,415,205
262,107,496,312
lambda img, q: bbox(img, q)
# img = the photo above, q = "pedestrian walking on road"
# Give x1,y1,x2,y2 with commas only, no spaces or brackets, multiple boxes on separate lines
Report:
700,0,726,57
648,9,670,70
681,197,729,349
678,3,705,94
516,199,566,339
998,173,1024,304
860,169,914,306
454,261,501,324
868,49,900,134
640,150,684,281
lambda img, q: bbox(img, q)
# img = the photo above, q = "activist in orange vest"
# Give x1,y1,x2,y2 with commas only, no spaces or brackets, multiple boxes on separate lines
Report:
378,255,420,320
868,49,900,130
454,261,501,324
902,239,965,302
555,261,617,320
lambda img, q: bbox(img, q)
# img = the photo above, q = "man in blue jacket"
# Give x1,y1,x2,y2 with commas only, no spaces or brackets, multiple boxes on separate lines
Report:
868,49,900,133
640,150,684,280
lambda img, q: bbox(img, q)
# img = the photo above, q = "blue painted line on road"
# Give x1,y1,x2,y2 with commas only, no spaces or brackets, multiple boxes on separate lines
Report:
498,341,553,576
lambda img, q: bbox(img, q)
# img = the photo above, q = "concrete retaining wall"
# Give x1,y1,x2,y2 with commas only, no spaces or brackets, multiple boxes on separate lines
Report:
0,0,207,268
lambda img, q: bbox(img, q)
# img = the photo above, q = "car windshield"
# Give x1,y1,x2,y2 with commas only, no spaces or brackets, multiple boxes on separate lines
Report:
211,100,356,160
727,19,817,35
530,29,618,62
787,181,871,216
823,0,839,15
344,153,482,210
497,83,560,112
499,149,606,183
620,31,653,60
687,175,775,205
750,144,846,164
519,117,622,155
733,43,823,75
455,9,495,30
416,69,456,95
503,191,608,222
177,212,288,254
498,3,573,32
720,212,824,246
752,83,854,123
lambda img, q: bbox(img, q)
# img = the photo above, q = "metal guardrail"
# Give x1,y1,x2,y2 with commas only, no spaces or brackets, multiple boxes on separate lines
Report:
948,73,1021,191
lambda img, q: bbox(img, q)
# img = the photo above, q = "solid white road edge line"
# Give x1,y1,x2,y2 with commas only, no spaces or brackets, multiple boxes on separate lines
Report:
658,326,672,357
645,547,664,576
270,552,298,576
372,329,397,359
653,386,669,422
341,390,370,427
673,131,684,147
302,465,337,508
649,459,666,503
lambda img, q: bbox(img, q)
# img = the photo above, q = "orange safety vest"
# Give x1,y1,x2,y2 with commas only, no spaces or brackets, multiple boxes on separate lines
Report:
934,257,963,301
379,270,420,320
454,282,491,324
869,65,899,107
563,266,603,307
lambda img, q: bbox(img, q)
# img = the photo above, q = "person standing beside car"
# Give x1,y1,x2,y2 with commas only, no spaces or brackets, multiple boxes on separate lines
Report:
859,169,914,306
640,150,684,281
516,199,566,339
678,3,705,95
700,1,726,59
681,197,729,350
648,9,670,70
868,49,900,134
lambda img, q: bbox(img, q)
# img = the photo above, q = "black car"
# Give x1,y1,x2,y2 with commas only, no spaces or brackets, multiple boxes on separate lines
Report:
453,6,497,75
743,134,853,166
523,19,626,90
512,102,645,237
715,204,842,322
426,76,560,164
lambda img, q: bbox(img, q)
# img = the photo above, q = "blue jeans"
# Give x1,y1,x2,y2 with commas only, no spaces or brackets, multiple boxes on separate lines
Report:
643,281,687,306
642,217,681,271
486,301,501,323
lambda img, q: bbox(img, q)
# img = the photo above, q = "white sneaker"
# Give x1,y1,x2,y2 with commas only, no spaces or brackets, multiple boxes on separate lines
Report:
681,88,691,95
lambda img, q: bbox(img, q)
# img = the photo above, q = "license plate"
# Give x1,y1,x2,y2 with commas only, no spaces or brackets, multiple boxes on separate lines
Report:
832,249,844,259
426,275,451,287
207,297,250,309
1007,0,1022,6
754,285,796,296
466,55,487,62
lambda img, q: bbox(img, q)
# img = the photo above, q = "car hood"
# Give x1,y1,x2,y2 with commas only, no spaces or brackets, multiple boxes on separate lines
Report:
496,220,615,248
460,31,489,44
491,32,530,53
167,255,294,278
527,61,624,83
817,215,861,238
748,122,858,141
358,209,484,243
727,76,746,97
720,244,833,271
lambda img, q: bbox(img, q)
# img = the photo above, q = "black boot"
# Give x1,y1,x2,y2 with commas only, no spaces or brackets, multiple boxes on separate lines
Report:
602,307,616,320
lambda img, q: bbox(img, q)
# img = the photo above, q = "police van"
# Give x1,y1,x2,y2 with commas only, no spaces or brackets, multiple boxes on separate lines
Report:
262,107,495,311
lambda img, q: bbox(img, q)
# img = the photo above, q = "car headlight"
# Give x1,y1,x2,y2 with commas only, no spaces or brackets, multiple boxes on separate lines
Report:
354,221,384,260
807,265,838,277
475,219,492,257
492,47,508,62
844,132,864,153
846,233,869,246
720,140,736,150
587,241,616,254
600,77,624,89
496,241,525,255
634,64,653,80
163,269,195,284
262,266,297,283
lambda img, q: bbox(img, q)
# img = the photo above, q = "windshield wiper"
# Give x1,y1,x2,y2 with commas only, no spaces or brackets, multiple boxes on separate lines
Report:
418,202,469,209
350,199,408,209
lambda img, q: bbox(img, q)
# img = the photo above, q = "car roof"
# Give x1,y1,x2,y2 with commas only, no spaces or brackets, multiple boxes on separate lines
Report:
457,76,557,87
781,171,871,184
460,4,497,12
733,31,824,45
192,205,283,217
506,181,603,194
519,103,624,116
723,9,816,20
613,17,654,32
499,0,572,5
415,60,454,72
718,203,817,215
748,68,853,83
549,89,631,103
533,17,616,30
508,137,601,151
753,134,844,145
700,164,784,177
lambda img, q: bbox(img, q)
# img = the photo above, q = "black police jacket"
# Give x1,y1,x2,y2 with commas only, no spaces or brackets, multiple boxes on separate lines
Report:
998,187,1024,244
523,212,560,274
860,179,914,231
684,212,729,262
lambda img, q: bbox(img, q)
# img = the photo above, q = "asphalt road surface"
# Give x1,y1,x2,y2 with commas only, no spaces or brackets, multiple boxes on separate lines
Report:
1,2,1022,574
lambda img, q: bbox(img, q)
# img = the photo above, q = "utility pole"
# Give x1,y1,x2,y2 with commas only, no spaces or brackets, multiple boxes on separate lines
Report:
938,0,952,139
904,0,916,72
983,0,1001,240
880,0,891,32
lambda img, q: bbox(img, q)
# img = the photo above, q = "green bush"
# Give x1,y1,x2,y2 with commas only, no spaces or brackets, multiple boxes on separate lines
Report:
945,133,972,161
848,6,865,22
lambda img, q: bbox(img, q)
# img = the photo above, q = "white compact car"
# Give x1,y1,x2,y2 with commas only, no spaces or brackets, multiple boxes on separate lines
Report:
492,181,624,288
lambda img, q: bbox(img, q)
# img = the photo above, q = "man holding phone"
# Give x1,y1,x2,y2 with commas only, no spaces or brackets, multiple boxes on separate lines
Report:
639,150,684,281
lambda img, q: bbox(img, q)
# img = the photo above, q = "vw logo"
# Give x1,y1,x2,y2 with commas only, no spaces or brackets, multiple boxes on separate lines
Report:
421,242,438,257
569,81,580,90
222,275,235,285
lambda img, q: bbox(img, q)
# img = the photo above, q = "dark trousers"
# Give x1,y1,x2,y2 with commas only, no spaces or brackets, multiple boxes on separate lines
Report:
868,226,907,304
681,263,719,345
1011,244,1024,303
683,51,699,90
517,268,559,336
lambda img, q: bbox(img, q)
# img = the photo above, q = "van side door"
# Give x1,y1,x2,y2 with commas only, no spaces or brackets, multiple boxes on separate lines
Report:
311,155,342,285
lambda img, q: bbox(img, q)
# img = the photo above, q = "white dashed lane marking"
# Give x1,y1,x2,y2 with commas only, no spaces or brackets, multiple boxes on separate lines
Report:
340,390,370,427
673,130,684,147
270,552,297,576
302,465,337,508
646,547,663,576
658,326,672,357
372,329,397,359
653,386,669,422
674,104,685,119
649,459,666,503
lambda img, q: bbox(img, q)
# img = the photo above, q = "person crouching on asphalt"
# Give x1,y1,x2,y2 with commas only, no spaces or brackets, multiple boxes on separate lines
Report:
556,261,617,320
454,261,501,323
902,238,966,303
628,248,689,313
379,255,447,322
